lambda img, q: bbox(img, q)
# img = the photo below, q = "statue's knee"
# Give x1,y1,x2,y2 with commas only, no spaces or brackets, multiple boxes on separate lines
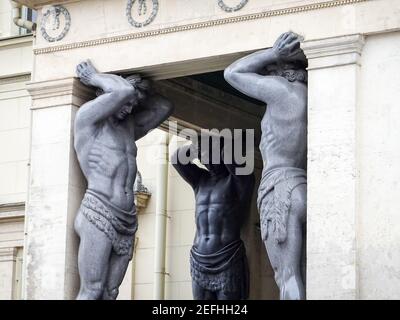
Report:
81,281,105,300
290,197,307,222
78,289,103,300
105,287,119,300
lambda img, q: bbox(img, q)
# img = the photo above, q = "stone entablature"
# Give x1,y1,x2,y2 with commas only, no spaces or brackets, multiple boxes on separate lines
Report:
13,0,69,7
17,0,373,53
28,0,398,84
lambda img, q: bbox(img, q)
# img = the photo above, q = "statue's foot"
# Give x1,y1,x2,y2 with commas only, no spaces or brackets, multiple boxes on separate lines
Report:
76,60,98,86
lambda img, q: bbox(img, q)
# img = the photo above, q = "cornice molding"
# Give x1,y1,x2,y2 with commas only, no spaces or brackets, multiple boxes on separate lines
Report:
0,202,25,223
302,34,365,69
27,77,95,109
0,35,33,49
0,247,18,262
0,202,25,214
0,73,31,85
33,0,372,55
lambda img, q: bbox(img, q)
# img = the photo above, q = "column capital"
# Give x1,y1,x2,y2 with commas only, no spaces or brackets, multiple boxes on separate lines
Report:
26,77,94,110
0,247,17,263
301,34,365,70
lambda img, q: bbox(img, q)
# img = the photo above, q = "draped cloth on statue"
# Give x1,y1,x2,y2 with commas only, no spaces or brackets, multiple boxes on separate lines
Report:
78,190,138,258
257,167,307,244
190,239,249,299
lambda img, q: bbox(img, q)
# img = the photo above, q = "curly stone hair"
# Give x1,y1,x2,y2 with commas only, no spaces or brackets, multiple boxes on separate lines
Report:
95,74,151,96
266,61,308,84
125,74,151,92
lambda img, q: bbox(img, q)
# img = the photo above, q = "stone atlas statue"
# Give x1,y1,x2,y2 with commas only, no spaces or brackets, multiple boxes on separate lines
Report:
224,31,308,300
172,135,255,300
73,60,173,300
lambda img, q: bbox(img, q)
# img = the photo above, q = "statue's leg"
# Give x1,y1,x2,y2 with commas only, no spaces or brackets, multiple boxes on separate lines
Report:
216,290,241,300
102,251,131,300
264,184,306,300
192,281,216,300
216,259,248,300
75,211,112,300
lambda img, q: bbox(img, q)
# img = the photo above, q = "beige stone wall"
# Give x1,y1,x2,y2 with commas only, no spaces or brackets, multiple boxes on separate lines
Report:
0,2,32,300
358,31,400,299
31,0,400,82
0,36,32,205
0,0,17,39
0,78,31,205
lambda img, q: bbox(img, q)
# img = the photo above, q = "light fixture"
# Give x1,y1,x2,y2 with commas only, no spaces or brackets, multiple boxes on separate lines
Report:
134,171,151,211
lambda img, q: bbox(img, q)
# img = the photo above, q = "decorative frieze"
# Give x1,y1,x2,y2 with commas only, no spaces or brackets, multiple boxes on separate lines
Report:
40,5,71,42
126,0,159,28
0,74,31,85
34,0,372,55
218,0,249,12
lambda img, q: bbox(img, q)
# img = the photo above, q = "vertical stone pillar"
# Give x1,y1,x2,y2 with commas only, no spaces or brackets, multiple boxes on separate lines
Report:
0,248,17,299
302,35,364,299
22,78,93,299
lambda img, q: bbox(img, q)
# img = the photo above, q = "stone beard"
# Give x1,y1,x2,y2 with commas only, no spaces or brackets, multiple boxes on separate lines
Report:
73,60,173,300
224,31,308,300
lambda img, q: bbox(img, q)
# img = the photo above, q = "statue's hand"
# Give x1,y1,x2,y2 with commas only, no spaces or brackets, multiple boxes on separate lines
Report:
76,60,99,87
77,60,135,94
273,32,304,61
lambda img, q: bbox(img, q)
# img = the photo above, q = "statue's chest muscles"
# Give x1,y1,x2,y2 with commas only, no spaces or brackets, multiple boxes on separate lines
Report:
196,176,236,205
89,124,137,179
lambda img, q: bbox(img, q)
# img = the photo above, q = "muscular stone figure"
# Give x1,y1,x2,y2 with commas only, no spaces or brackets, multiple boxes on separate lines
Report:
224,32,308,300
74,60,173,300
172,137,255,300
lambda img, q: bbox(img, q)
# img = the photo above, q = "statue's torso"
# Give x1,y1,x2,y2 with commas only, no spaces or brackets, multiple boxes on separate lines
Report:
78,119,137,211
260,82,308,172
193,172,251,255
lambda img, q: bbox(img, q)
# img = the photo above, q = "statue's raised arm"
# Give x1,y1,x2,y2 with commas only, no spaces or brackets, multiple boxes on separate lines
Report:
132,89,174,141
224,32,307,103
171,144,207,189
75,60,136,127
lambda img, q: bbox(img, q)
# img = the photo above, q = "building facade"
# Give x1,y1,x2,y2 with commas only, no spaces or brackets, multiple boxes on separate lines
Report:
0,0,400,300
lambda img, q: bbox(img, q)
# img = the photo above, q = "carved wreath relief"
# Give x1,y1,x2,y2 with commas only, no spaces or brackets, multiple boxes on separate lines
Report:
40,5,71,42
126,0,159,28
39,1,248,40
218,0,249,12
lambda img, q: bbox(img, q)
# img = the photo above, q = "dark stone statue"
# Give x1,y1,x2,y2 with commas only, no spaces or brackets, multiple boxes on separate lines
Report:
224,32,308,300
74,60,173,300
172,136,255,300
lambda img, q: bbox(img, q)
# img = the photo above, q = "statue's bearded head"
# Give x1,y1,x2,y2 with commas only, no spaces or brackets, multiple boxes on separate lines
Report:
99,74,150,121
115,104,134,121
265,60,308,84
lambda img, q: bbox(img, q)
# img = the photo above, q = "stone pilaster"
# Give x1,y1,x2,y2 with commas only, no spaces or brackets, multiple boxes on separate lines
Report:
302,34,365,299
22,78,93,299
0,248,18,299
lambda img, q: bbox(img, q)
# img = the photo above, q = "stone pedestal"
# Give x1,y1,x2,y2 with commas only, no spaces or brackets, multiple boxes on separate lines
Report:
22,78,92,299
302,35,364,299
